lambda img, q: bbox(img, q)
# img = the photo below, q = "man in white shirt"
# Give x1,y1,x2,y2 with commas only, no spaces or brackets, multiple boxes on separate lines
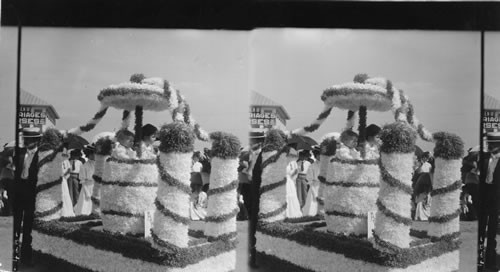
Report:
478,132,500,271
13,127,42,267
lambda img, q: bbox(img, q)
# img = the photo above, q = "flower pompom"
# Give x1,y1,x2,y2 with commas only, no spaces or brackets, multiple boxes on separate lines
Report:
433,132,464,160
262,129,287,153
95,137,114,156
353,73,369,84
379,122,417,154
320,136,337,156
209,132,241,160
39,129,63,152
157,122,195,154
130,73,145,83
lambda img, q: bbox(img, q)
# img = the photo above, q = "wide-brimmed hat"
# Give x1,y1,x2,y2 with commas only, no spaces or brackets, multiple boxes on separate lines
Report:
84,144,96,151
22,127,42,138
487,132,500,143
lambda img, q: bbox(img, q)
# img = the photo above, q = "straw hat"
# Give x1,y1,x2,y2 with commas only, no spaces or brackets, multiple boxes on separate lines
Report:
487,132,500,143
22,127,42,138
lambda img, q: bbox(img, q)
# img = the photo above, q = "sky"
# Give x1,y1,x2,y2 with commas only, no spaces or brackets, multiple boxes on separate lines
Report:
249,29,489,152
0,27,249,150
0,27,498,153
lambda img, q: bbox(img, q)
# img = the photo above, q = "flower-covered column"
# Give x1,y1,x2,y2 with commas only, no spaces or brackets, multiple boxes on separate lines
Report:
152,122,194,248
317,136,337,213
35,129,64,221
91,136,113,215
204,132,241,241
259,130,297,222
428,132,464,241
374,122,415,251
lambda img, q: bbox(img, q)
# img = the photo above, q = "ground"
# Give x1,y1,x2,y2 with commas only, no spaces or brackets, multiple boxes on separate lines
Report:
0,217,478,272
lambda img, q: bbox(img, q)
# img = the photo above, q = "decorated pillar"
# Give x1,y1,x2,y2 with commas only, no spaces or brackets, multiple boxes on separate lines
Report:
35,129,65,221
373,122,415,251
259,129,297,222
204,132,241,241
152,122,194,248
317,136,337,214
91,136,113,215
428,132,464,241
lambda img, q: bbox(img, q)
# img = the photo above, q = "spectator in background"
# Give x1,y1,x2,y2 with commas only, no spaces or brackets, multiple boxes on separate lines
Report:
200,148,211,187
478,132,500,270
60,152,75,217
13,127,42,266
302,147,321,217
296,150,313,208
238,150,252,218
74,145,96,216
0,149,14,216
68,149,83,206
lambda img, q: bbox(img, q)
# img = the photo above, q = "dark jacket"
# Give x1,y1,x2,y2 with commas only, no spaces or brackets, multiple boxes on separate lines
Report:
15,148,40,187
479,152,500,211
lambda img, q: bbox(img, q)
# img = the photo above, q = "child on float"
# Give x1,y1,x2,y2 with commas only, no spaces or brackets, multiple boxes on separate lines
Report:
336,129,361,160
140,124,158,159
112,129,137,159
364,124,382,160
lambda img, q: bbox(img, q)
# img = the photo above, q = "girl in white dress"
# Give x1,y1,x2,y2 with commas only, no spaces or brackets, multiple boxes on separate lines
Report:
285,160,303,218
61,153,75,217
74,146,96,215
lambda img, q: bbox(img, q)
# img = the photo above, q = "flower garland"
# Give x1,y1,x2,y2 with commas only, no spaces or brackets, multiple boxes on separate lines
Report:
374,122,416,252
121,110,131,130
152,122,194,249
204,132,240,242
100,154,159,235
67,105,108,136
256,220,460,270
259,129,297,222
35,129,64,221
291,105,333,135
32,219,237,271
429,132,464,241
321,82,392,112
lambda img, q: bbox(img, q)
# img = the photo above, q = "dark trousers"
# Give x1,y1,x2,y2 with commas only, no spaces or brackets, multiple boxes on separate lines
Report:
13,179,37,263
67,174,80,206
478,183,498,269
240,183,252,216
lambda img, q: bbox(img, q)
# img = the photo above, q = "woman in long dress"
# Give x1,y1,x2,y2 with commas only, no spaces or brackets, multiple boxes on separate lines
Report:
414,171,432,221
74,146,95,216
189,184,207,220
302,150,320,216
61,154,75,217
285,160,302,218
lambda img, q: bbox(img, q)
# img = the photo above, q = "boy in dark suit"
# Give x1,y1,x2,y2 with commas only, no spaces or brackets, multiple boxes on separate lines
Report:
478,132,500,271
13,127,42,267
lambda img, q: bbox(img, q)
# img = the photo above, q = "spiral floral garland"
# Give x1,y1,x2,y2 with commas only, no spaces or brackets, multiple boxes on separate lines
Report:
100,156,159,235
291,104,333,135
35,129,65,221
67,105,108,136
373,122,416,251
204,132,241,242
428,132,464,241
259,129,297,223
152,122,194,248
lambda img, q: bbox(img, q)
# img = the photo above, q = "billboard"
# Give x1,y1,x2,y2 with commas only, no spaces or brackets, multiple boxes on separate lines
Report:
250,107,277,129
19,106,47,127
483,109,500,132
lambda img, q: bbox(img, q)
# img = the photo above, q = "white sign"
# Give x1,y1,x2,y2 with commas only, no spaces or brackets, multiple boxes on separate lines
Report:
367,211,376,239
144,210,155,238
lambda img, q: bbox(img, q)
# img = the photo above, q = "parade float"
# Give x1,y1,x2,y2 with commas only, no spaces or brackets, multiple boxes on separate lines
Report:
256,74,464,271
31,74,240,271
